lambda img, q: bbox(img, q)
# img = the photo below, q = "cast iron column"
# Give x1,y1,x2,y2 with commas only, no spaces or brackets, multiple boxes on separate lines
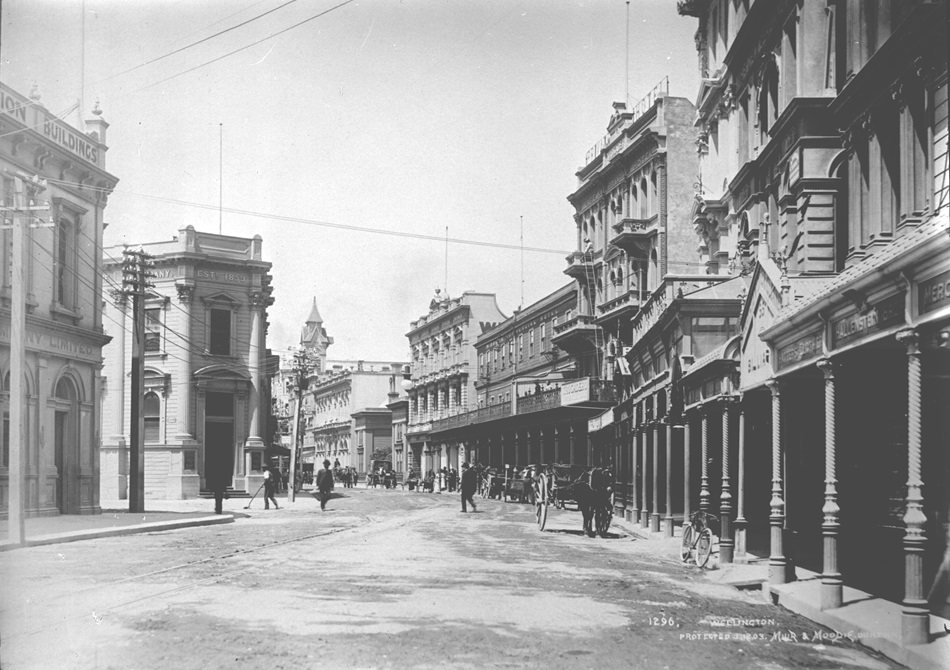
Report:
720,396,735,564
767,379,788,584
817,358,842,609
699,405,710,514
897,330,929,644
664,420,674,537
683,414,691,529
651,421,660,532
640,424,649,527
735,397,747,559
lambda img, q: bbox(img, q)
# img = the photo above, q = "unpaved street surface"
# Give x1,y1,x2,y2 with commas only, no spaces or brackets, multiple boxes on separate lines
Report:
1,489,905,669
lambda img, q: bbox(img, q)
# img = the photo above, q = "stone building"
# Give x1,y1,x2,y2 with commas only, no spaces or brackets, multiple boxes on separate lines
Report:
405,290,505,474
100,226,275,499
0,82,116,516
678,0,949,648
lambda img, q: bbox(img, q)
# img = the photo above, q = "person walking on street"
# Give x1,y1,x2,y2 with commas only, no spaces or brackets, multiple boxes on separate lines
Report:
316,458,335,511
460,462,477,513
264,460,280,510
209,468,228,515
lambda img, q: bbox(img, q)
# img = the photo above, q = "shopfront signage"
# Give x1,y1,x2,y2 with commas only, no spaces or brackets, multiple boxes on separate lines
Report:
919,268,950,315
588,408,614,433
776,331,822,370
832,294,905,348
1,83,102,167
560,377,590,406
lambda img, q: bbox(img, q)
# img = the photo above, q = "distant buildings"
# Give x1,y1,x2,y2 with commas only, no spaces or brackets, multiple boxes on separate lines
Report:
100,226,275,499
0,82,117,516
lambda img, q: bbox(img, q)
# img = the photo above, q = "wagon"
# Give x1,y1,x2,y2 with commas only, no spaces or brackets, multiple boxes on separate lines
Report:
534,464,613,537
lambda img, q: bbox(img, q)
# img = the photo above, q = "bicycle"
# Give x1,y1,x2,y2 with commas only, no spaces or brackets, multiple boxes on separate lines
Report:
680,510,717,568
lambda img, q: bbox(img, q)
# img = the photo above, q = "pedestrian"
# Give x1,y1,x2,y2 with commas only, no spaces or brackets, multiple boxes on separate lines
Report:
263,460,280,510
460,462,477,513
316,458,335,511
208,468,228,515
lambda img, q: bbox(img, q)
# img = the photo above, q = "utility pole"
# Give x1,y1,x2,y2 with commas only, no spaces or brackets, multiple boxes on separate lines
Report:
3,173,50,545
121,248,154,513
288,349,312,503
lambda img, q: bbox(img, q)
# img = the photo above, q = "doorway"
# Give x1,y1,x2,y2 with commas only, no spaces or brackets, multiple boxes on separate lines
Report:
204,392,235,490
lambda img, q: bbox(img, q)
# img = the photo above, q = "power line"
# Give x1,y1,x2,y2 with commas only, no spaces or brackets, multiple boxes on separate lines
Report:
42,177,573,256
96,0,303,85
134,0,358,93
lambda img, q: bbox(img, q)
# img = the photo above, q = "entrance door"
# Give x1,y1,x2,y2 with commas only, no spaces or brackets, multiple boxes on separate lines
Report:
55,411,67,513
204,392,235,490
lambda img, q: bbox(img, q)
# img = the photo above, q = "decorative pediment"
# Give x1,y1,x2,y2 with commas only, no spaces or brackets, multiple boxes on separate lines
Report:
193,364,252,382
202,291,241,306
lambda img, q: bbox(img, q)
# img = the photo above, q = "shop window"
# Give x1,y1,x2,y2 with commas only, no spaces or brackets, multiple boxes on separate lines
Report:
145,308,162,352
144,392,161,443
209,308,231,356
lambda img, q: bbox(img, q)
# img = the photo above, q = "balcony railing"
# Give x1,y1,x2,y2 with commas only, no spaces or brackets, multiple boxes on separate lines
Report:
553,313,597,336
590,379,616,403
516,388,561,414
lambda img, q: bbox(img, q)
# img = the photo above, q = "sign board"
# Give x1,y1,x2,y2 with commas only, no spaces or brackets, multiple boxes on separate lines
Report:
739,267,780,390
588,409,614,433
919,268,950,316
832,293,905,348
560,377,590,406
776,331,823,370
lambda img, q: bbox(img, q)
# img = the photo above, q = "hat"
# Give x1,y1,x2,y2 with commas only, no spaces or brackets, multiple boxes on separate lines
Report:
323,459,331,467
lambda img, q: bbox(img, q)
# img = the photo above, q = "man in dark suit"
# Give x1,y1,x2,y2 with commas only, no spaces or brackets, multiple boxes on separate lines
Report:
460,462,477,513
316,458,335,511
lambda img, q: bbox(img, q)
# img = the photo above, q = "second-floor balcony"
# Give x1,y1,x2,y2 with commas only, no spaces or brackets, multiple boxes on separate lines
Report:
564,251,595,280
551,313,600,354
610,214,658,255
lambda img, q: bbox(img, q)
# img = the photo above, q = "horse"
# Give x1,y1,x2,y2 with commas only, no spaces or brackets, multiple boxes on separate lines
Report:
571,467,613,537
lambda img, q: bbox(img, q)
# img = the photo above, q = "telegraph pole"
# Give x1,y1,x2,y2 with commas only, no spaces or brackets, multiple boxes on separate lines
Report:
287,349,312,503
3,174,50,545
122,248,153,513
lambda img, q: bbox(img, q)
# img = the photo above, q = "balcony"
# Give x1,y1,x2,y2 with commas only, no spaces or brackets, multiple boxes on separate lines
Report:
406,421,432,436
516,388,561,414
563,251,595,280
551,314,600,354
610,214,658,255
596,289,644,325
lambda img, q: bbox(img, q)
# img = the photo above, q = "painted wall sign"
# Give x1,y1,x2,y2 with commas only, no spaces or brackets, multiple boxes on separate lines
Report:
919,268,950,315
776,331,822,370
560,377,590,406
832,294,905,348
0,326,98,360
588,409,614,433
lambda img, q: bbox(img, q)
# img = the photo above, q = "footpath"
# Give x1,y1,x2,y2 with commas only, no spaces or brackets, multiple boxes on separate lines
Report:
611,514,950,670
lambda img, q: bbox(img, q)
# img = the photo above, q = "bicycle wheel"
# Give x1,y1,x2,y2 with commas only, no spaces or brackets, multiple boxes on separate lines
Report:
696,528,713,568
680,525,694,562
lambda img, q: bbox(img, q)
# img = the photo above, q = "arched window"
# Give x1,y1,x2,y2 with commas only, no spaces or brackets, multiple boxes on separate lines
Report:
144,392,161,443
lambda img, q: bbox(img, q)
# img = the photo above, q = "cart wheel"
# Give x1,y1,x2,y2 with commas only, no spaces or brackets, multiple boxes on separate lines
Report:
536,474,549,531
680,525,694,562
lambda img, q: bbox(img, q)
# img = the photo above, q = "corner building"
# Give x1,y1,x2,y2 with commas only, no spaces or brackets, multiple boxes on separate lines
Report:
100,226,275,499
0,83,117,516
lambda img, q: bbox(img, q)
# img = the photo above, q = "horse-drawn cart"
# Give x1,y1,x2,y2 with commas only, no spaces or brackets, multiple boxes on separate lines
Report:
534,465,613,537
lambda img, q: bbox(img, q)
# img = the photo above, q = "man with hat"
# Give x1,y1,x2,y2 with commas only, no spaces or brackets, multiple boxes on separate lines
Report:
316,458,335,511
263,458,280,510
459,462,477,513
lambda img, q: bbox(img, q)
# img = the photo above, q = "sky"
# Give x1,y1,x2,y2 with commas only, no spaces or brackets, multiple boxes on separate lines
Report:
1,0,700,361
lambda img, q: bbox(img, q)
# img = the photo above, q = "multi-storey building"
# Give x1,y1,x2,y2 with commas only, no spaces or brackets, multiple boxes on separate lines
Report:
429,283,615,472
301,359,407,474
100,225,275,499
0,83,116,517
555,80,699,386
678,0,949,648
405,290,505,474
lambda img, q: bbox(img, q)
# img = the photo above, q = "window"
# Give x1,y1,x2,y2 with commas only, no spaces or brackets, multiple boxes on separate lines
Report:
540,323,546,350
55,215,77,309
145,308,162,352
209,308,231,356
519,334,524,361
529,329,535,356
144,392,161,443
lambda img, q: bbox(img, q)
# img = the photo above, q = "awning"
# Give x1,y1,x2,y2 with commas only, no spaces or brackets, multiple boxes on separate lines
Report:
588,408,615,433
265,444,291,458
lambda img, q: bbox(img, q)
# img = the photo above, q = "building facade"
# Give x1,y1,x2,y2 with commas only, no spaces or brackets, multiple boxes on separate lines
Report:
100,225,275,499
0,83,117,517
405,290,506,474
678,0,950,646
429,283,615,472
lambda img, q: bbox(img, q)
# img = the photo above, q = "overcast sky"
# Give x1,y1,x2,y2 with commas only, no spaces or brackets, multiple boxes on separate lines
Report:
2,0,700,361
